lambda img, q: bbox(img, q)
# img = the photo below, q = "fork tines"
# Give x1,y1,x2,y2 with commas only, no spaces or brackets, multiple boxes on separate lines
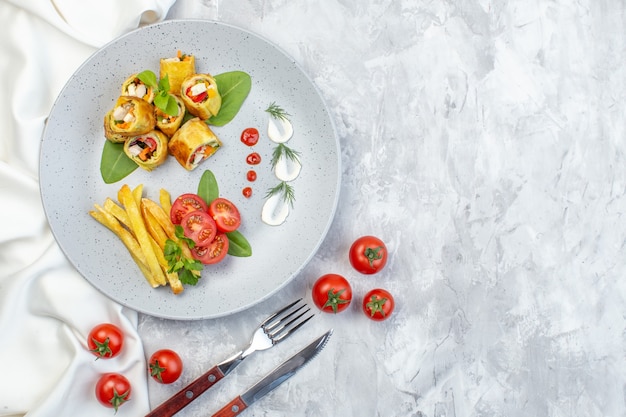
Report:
262,298,314,344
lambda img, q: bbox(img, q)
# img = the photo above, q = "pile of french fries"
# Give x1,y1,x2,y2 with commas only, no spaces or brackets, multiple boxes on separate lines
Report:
89,184,198,294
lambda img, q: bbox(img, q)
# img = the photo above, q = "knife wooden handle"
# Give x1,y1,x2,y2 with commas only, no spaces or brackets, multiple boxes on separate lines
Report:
212,396,248,417
146,365,226,417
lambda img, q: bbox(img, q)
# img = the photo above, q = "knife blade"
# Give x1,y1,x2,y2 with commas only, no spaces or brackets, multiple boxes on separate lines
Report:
212,329,333,417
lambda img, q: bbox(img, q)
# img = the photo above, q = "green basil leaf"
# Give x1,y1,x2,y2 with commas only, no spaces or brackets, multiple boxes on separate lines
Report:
158,73,171,92
197,170,219,204
208,71,252,126
100,141,138,184
136,70,158,88
226,230,252,257
164,95,179,116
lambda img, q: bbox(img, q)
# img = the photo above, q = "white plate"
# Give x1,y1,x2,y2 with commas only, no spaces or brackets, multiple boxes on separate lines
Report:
39,20,340,320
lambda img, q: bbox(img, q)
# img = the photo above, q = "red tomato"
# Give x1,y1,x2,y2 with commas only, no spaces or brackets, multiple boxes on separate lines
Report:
181,210,217,247
191,233,229,265
95,373,131,412
362,288,395,321
349,236,388,274
87,323,124,359
246,152,261,165
208,198,241,233
311,274,352,313
170,193,208,225
241,127,260,146
149,349,183,384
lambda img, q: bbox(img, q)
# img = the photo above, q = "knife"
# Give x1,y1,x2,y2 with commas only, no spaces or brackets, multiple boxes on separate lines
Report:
212,329,333,417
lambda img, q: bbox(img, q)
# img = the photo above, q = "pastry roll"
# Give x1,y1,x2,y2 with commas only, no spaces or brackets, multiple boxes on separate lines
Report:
155,95,185,136
160,52,196,95
103,110,128,143
180,74,222,119
123,129,169,171
168,118,222,171
121,74,155,103
107,96,156,136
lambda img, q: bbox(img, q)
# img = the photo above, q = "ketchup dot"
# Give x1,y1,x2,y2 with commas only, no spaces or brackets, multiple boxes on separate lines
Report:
241,128,260,146
242,187,252,198
246,152,261,165
247,170,257,182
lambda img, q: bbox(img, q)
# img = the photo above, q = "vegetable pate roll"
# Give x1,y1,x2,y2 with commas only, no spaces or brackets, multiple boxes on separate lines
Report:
103,110,128,143
155,94,185,136
108,96,156,136
121,73,156,103
180,73,221,119
160,52,196,95
168,118,222,171
123,129,169,171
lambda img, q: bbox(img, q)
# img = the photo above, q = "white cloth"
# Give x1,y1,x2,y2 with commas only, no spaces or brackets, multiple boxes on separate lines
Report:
0,0,176,415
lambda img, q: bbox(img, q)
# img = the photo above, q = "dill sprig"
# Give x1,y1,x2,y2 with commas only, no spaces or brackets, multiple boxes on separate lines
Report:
265,102,291,121
270,143,301,169
266,181,296,207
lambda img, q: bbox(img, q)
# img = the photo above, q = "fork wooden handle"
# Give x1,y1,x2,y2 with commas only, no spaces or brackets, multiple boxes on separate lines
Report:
212,396,248,417
146,365,226,417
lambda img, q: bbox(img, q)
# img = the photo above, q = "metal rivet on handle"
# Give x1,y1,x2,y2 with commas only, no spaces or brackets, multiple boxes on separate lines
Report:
185,391,193,399
208,374,216,382
231,405,240,413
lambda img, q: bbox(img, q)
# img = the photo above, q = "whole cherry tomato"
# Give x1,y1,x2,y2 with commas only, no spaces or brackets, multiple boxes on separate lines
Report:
87,323,124,359
362,288,395,321
149,349,183,384
95,373,131,412
349,236,388,274
311,273,352,313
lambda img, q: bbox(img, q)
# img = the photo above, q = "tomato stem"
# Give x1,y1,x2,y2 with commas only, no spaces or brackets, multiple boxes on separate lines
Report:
364,246,384,267
323,289,350,313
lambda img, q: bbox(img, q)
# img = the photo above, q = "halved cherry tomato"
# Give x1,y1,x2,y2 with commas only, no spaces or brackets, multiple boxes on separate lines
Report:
191,233,229,265
149,349,183,384
311,273,352,313
170,193,208,225
87,323,124,359
208,198,241,233
362,288,395,321
181,210,217,247
349,235,388,274
95,373,131,412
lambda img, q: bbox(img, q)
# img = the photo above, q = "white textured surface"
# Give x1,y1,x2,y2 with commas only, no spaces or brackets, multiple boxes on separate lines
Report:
139,0,626,416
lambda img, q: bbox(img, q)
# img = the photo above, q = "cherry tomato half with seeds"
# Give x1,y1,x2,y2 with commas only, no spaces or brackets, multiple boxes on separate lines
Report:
311,273,352,313
149,349,183,384
191,232,229,265
362,288,395,321
180,210,217,247
208,198,241,233
87,323,124,359
170,193,208,225
349,235,388,274
95,373,131,412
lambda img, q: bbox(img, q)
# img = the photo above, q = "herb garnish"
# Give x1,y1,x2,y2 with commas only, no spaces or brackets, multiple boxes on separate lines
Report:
270,143,301,169
136,70,179,116
266,181,296,208
163,226,203,285
265,102,291,121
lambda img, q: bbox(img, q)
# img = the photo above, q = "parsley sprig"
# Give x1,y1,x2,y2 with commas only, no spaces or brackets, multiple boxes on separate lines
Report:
270,143,301,169
266,181,296,208
265,102,291,121
136,70,179,116
163,226,203,285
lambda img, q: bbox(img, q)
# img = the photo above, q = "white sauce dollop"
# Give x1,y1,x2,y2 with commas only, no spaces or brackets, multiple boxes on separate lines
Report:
267,117,293,143
261,193,290,226
274,155,302,182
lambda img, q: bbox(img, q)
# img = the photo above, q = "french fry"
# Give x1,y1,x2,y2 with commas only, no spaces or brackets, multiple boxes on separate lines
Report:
103,198,130,228
119,184,167,286
159,189,172,217
142,198,196,261
132,184,144,207
89,206,159,288
141,201,169,249
149,235,184,294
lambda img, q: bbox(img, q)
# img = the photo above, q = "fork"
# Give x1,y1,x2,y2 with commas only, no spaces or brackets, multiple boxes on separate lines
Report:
145,298,314,417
